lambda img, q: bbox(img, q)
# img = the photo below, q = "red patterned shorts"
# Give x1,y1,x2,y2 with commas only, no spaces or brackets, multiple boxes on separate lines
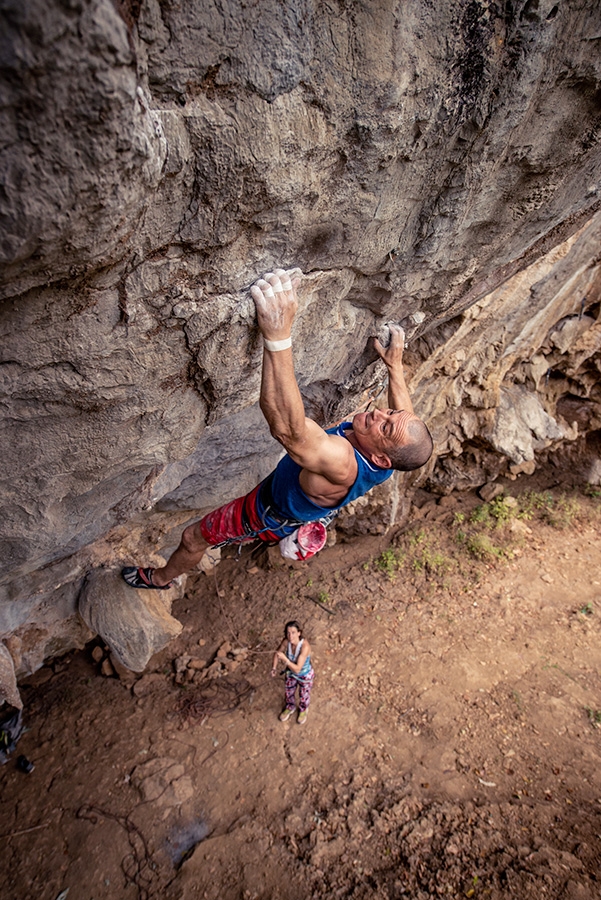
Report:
198,483,284,546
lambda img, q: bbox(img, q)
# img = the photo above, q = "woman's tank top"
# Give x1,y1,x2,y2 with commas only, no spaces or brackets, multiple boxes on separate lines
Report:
286,638,313,680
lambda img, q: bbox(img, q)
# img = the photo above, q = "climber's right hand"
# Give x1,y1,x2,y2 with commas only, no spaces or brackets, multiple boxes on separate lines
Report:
250,268,302,342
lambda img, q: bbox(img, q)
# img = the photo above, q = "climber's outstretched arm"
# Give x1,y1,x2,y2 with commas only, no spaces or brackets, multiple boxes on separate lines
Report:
251,270,354,485
251,268,305,448
374,324,414,414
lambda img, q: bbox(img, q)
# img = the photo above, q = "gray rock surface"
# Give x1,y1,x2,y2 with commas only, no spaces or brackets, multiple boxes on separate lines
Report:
78,568,183,671
1,0,601,681
0,642,22,710
412,212,601,494
1,0,168,299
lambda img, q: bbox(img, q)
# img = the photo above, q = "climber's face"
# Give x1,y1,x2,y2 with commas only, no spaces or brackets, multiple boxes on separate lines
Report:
352,407,417,467
286,625,301,644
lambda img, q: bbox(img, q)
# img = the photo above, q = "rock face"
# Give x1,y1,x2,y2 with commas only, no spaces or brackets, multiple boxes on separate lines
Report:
412,212,601,493
1,0,601,691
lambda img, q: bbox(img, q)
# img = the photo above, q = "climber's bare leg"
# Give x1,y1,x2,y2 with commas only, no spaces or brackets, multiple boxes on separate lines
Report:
153,523,208,586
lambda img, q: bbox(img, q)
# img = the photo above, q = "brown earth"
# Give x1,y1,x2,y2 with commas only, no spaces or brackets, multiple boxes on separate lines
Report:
2,478,601,900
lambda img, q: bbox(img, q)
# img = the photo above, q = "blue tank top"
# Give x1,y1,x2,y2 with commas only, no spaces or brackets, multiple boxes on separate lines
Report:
267,422,393,523
286,639,312,680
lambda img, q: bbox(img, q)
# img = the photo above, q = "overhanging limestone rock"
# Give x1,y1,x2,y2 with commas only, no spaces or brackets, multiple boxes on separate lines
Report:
78,569,184,672
412,212,601,493
2,0,601,675
485,385,575,464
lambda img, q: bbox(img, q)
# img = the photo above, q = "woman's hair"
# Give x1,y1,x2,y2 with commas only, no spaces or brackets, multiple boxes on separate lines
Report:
284,620,303,639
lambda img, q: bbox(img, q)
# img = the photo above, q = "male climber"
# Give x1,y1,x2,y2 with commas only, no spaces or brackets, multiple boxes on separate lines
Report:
122,268,433,589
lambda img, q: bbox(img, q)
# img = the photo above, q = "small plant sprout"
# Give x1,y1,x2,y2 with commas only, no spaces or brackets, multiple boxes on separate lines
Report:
465,875,479,898
489,495,516,524
585,707,601,728
584,483,601,499
517,490,579,528
466,534,504,561
470,504,491,525
548,495,580,528
376,547,403,581
410,528,426,546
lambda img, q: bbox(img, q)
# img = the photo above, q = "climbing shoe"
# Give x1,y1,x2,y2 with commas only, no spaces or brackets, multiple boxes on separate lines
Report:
121,567,173,590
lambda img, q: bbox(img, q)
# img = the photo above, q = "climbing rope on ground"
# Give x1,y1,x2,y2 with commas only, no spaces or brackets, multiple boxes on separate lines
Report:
177,677,266,726
77,804,157,900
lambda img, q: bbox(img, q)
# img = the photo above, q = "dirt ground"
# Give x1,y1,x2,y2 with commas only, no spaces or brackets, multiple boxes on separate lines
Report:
2,476,601,900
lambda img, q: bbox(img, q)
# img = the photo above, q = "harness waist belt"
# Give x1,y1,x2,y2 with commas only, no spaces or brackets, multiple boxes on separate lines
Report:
259,473,339,530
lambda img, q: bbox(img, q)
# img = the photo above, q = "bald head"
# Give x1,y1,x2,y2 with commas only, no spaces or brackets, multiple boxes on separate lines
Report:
387,417,433,471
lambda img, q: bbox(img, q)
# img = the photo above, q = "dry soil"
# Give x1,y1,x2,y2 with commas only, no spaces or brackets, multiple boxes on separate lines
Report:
1,479,601,900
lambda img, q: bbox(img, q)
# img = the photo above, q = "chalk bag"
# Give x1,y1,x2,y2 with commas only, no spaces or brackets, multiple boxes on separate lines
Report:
279,521,328,561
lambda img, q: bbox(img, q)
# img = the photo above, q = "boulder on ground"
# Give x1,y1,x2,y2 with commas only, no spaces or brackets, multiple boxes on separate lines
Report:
0,642,22,710
478,482,505,502
78,569,183,672
109,653,138,688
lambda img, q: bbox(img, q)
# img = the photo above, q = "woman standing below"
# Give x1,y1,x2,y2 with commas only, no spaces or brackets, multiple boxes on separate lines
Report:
271,621,314,725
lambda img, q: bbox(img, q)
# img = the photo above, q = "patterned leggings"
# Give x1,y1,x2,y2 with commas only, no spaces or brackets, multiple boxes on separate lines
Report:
284,670,315,712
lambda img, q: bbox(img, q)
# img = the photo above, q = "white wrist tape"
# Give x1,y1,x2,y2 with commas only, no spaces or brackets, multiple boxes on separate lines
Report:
264,337,292,352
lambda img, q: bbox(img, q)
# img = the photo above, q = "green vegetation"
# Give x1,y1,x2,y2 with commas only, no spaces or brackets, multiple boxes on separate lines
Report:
517,490,554,519
367,486,593,588
375,547,404,581
585,707,601,728
465,875,479,898
467,490,581,530
518,490,580,528
469,503,491,525
465,533,506,561
370,528,452,584
583,483,601,499
545,495,581,528
470,495,517,527
460,489,582,561
411,539,453,576
458,496,520,562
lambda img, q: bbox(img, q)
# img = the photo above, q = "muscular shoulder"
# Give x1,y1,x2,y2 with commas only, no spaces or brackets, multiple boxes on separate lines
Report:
288,422,357,486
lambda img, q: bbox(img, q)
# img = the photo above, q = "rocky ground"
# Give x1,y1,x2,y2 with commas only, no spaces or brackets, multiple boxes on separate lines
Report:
1,476,601,900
